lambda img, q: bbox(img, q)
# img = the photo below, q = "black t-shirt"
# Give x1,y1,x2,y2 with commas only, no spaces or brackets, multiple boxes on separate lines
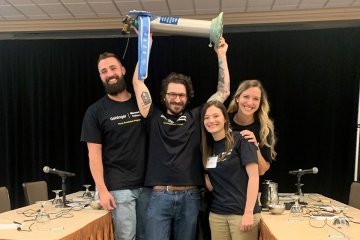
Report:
208,132,261,215
80,95,147,190
144,104,204,186
229,113,272,163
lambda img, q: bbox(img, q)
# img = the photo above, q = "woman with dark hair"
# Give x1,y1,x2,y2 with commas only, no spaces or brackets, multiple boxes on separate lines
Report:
201,100,261,240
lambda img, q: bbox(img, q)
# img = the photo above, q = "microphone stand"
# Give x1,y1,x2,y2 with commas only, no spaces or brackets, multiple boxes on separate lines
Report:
295,173,304,196
60,176,70,208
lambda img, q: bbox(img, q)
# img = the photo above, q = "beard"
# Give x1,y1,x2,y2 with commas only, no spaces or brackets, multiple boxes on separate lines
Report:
164,100,186,115
102,75,127,95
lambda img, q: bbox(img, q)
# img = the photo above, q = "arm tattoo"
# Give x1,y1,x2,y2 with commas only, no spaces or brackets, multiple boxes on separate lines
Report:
141,91,152,107
216,60,226,101
217,60,225,91
207,59,229,103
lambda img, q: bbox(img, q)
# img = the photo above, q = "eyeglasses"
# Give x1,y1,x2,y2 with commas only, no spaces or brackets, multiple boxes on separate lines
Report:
166,92,187,99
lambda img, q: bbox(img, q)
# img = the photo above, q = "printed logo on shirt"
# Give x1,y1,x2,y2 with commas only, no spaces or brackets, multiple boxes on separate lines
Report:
216,150,232,162
109,111,142,125
110,115,127,121
129,111,141,118
160,114,187,126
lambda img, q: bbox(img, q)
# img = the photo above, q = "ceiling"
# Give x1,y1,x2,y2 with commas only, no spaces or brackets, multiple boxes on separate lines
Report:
1,0,360,39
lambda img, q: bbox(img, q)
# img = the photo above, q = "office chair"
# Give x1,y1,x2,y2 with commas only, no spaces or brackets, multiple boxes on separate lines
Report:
348,181,360,209
22,180,49,205
0,186,11,213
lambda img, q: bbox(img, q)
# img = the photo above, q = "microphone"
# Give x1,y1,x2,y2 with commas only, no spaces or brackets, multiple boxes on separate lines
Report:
289,167,318,176
43,166,76,177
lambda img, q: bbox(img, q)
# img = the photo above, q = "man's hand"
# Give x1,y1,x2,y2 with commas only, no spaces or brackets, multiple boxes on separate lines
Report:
99,190,117,211
214,37,228,57
132,27,153,47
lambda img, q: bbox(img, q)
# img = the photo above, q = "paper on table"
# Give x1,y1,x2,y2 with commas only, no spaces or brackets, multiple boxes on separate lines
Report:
0,223,20,230
279,193,296,201
72,197,89,202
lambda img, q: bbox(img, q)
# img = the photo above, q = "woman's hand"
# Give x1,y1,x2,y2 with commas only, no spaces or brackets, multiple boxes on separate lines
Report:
240,212,254,231
240,130,259,148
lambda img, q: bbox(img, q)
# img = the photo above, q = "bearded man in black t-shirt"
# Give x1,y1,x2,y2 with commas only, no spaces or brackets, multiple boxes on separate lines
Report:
132,37,230,240
81,52,150,240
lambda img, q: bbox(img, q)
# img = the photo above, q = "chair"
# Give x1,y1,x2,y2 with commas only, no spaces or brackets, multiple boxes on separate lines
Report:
349,181,360,209
22,180,49,205
0,186,11,213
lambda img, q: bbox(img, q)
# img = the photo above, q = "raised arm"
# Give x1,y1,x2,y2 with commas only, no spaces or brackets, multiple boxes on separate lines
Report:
132,63,152,118
132,32,153,118
207,37,230,103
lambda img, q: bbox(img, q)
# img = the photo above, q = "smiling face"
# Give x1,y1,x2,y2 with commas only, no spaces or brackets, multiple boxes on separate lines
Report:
98,57,126,95
204,105,226,140
236,86,262,117
164,82,188,115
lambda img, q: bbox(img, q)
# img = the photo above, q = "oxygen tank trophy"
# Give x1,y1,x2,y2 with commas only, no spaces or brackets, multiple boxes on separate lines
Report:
121,10,224,80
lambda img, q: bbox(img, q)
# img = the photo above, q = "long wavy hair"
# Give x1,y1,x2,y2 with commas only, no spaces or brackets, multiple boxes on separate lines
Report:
228,79,277,159
201,101,234,168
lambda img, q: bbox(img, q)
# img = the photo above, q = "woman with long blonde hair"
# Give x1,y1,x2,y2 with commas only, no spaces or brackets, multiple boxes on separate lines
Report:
228,79,277,175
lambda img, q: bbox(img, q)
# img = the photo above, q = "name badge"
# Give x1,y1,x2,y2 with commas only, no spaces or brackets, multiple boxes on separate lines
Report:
206,156,218,169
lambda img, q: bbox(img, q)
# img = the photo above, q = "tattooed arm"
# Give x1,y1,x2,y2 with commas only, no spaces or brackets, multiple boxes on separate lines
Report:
207,37,230,103
132,63,152,118
132,33,152,118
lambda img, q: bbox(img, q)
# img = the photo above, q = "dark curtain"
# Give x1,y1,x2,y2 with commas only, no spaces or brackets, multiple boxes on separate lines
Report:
0,27,359,209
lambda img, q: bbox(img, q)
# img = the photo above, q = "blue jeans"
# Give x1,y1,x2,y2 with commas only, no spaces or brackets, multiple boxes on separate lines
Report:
146,188,200,240
111,187,151,240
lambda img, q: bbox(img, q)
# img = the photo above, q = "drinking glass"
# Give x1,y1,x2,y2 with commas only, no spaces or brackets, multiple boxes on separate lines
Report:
35,201,52,231
289,195,302,221
333,212,349,228
290,195,302,215
52,190,63,207
82,184,92,199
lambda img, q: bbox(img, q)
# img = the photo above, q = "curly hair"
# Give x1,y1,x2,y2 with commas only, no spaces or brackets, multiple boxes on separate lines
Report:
160,72,194,106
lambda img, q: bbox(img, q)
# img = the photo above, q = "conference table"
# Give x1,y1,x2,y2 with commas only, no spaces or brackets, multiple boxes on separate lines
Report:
0,191,114,240
259,193,360,240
